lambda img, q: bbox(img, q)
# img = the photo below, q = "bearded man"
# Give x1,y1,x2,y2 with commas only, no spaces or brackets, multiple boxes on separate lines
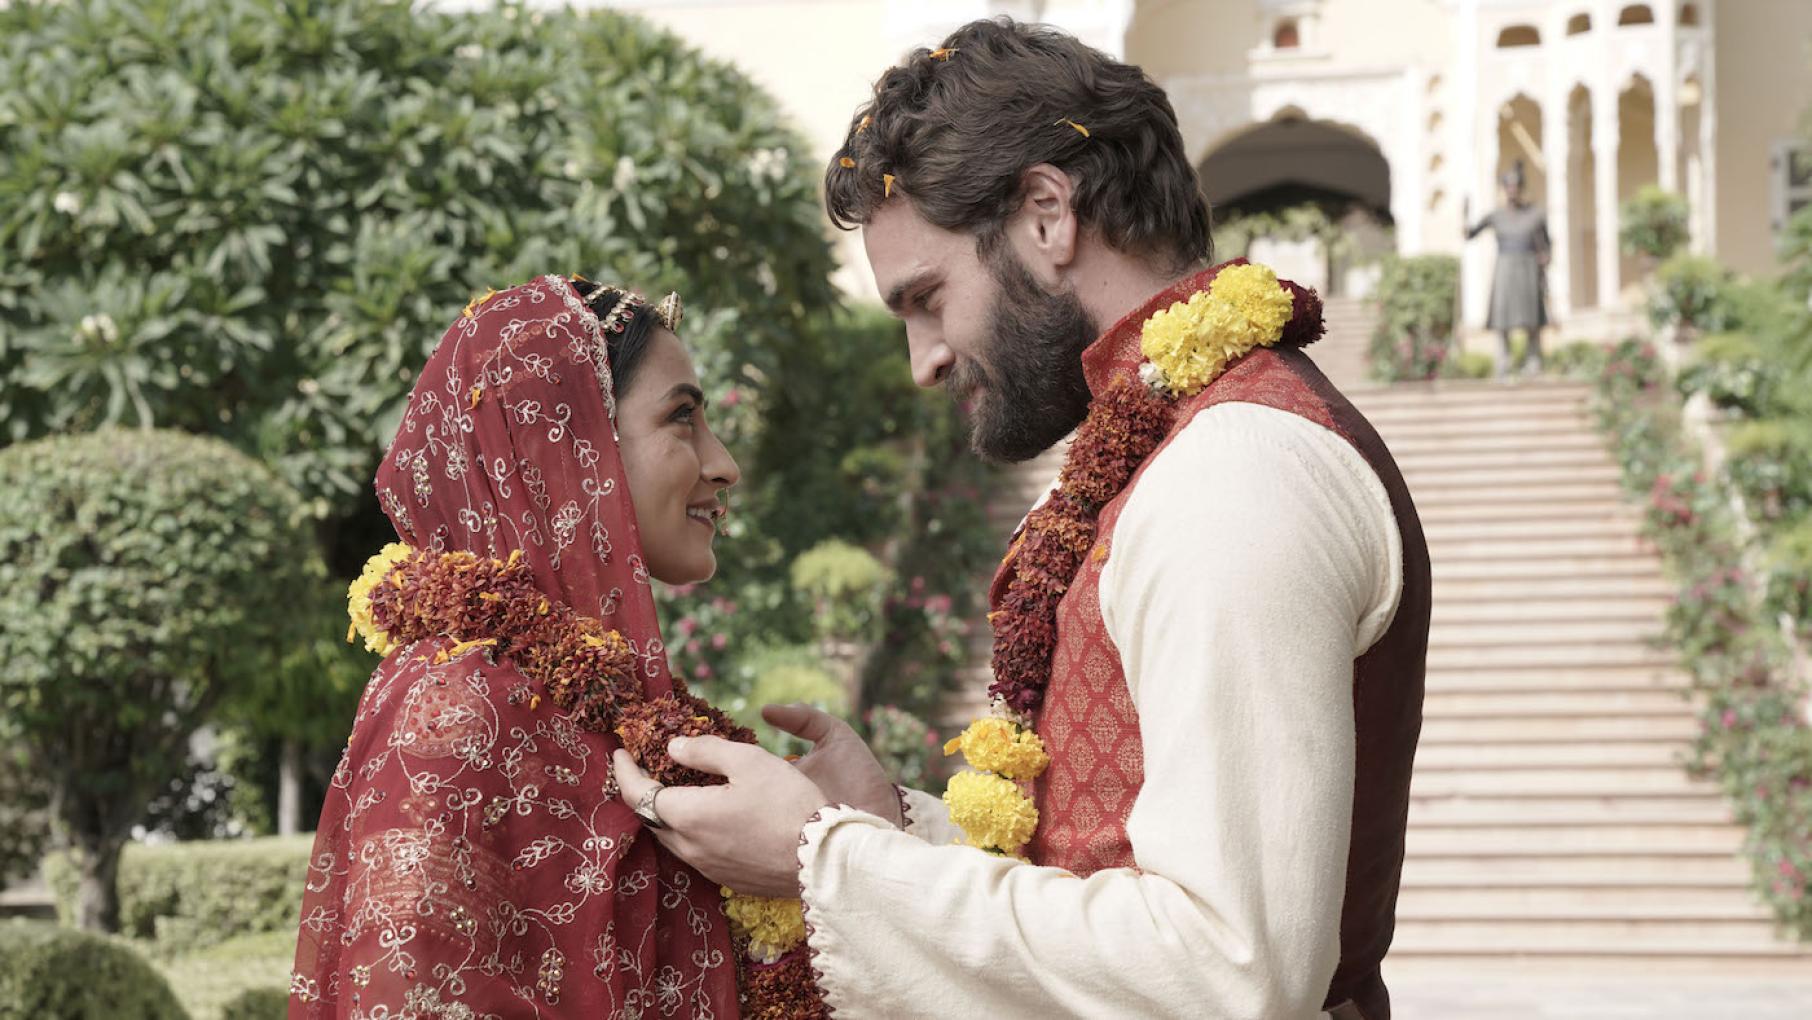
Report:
613,18,1429,1019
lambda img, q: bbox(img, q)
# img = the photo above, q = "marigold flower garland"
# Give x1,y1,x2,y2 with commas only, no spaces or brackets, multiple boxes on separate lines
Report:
345,545,828,1018
944,262,1311,854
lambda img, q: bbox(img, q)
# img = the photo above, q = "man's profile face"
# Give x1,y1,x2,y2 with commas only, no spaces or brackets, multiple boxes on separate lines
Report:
864,201,1095,463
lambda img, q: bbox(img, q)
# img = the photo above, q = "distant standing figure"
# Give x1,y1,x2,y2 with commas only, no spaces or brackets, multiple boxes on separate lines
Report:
1467,161,1551,377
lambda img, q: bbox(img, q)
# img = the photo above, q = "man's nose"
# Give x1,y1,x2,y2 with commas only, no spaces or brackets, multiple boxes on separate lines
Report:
907,328,954,389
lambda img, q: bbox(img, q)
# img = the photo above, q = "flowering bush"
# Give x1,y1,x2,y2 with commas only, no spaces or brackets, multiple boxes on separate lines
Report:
1593,351,1812,939
863,704,939,789
1366,255,1458,382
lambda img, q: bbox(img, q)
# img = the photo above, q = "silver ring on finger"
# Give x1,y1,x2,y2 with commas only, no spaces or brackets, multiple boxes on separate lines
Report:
632,784,667,830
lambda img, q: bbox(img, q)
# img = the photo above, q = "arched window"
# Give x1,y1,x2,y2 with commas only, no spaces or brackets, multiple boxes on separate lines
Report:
1273,18,1301,50
1567,13,1592,35
1680,3,1700,27
1496,24,1542,48
1618,5,1656,25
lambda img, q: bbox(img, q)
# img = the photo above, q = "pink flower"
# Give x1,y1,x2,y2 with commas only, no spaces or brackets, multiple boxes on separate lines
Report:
676,616,698,636
686,639,701,655
1722,709,1738,728
710,633,727,651
695,663,713,679
723,387,743,408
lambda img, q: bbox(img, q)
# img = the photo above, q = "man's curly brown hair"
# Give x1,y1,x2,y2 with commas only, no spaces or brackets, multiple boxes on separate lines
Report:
824,18,1211,273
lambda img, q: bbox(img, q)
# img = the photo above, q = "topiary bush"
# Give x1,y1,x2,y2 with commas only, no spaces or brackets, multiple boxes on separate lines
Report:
0,920,189,1019
1367,255,1459,382
43,837,313,951
1619,185,1691,262
217,986,289,1020
0,429,318,931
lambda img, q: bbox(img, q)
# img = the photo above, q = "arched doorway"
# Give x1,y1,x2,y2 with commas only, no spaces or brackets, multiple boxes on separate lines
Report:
1197,112,1393,296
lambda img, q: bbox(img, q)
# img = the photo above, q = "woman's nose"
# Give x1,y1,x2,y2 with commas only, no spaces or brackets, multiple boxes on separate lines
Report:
702,426,740,489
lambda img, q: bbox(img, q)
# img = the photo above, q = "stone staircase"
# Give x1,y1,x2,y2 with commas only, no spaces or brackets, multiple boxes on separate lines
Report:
946,294,1812,977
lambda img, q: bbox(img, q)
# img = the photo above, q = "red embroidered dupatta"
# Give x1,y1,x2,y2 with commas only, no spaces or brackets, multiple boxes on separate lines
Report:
290,275,739,1018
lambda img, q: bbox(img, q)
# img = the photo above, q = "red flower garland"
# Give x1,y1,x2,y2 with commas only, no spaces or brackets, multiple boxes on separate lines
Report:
360,548,830,1018
988,375,1175,714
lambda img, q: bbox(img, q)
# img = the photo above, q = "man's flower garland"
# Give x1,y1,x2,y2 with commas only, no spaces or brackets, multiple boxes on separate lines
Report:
346,545,828,1018
944,262,1310,854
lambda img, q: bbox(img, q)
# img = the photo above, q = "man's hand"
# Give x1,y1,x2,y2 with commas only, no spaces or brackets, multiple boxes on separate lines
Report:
612,737,833,898
762,703,905,827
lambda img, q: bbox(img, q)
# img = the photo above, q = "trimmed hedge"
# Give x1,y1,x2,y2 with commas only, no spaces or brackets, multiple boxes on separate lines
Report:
0,920,188,1019
218,986,289,1020
45,836,313,950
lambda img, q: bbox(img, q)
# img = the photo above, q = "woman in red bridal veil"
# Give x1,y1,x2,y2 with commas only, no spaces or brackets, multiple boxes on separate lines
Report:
290,274,744,1018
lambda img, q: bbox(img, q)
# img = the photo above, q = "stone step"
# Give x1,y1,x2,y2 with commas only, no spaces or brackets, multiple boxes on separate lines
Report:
1431,556,1662,583
1430,597,1670,623
1394,444,1614,471
1425,619,1665,647
1405,823,1742,855
1386,430,1609,456
1408,796,1731,827
1413,482,1628,508
1424,646,1678,673
1353,386,1590,411
1414,741,1689,770
1413,499,1633,525
1419,713,1699,744
1420,516,1642,543
1426,534,1653,561
1399,852,1749,884
1404,465,1623,491
1395,885,1763,915
1391,919,1796,950
1363,407,1593,433
1410,766,1710,797
1432,574,1675,602
1423,666,1689,693
1387,938,1812,963
1422,688,1691,718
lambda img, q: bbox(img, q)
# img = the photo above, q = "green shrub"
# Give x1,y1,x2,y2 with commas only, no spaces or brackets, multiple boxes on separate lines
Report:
152,930,296,1020
1648,253,1737,335
0,920,188,1020
865,703,937,790
791,539,894,644
1619,185,1691,261
217,986,289,1020
1445,350,1494,380
44,836,313,950
1367,255,1459,382
0,429,318,930
1546,340,1607,379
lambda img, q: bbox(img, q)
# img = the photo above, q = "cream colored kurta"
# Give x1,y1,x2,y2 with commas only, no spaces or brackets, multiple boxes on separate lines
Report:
796,403,1405,1019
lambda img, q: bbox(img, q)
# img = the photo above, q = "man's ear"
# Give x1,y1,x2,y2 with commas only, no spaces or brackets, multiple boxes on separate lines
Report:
1008,163,1079,281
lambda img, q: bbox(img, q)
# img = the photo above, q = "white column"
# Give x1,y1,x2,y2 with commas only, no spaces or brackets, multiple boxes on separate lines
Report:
1698,0,1719,254
1655,0,1681,191
1456,0,1488,326
1544,84,1573,317
1594,88,1622,308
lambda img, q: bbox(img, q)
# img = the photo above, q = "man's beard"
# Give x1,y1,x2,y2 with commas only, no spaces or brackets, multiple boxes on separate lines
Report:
951,248,1098,463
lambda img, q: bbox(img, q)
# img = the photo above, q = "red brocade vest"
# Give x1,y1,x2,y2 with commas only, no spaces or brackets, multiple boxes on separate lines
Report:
989,275,1431,1020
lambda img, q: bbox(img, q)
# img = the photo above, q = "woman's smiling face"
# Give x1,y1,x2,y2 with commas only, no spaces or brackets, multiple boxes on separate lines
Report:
614,327,740,585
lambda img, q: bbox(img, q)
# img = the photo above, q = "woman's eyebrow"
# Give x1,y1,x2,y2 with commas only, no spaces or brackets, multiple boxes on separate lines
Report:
667,383,707,408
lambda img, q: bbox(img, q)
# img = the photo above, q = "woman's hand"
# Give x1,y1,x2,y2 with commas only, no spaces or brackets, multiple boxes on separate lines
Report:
763,703,905,827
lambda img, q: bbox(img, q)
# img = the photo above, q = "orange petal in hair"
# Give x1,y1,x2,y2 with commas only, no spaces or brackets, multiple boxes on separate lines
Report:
839,156,856,169
857,114,873,134
883,173,896,198
929,47,958,61
1058,118,1091,138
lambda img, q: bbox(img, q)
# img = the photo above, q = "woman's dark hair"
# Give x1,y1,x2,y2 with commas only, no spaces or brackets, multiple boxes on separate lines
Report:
577,282,663,398
825,18,1211,272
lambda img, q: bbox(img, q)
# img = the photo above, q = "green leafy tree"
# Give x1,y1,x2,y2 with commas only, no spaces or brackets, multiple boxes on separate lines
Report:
0,429,317,931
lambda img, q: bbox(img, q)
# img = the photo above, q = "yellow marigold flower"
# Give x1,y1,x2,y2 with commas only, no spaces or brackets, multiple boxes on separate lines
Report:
943,770,1039,854
721,890,807,964
1140,262,1294,397
347,542,414,656
943,717,1049,782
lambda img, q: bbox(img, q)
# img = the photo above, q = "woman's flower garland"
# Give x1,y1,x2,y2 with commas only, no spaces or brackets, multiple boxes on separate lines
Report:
944,262,1307,855
346,545,828,1018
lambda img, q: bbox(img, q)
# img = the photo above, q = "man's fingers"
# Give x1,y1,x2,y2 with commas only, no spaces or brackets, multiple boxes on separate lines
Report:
612,749,703,835
760,702,841,746
611,749,658,805
667,734,769,778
